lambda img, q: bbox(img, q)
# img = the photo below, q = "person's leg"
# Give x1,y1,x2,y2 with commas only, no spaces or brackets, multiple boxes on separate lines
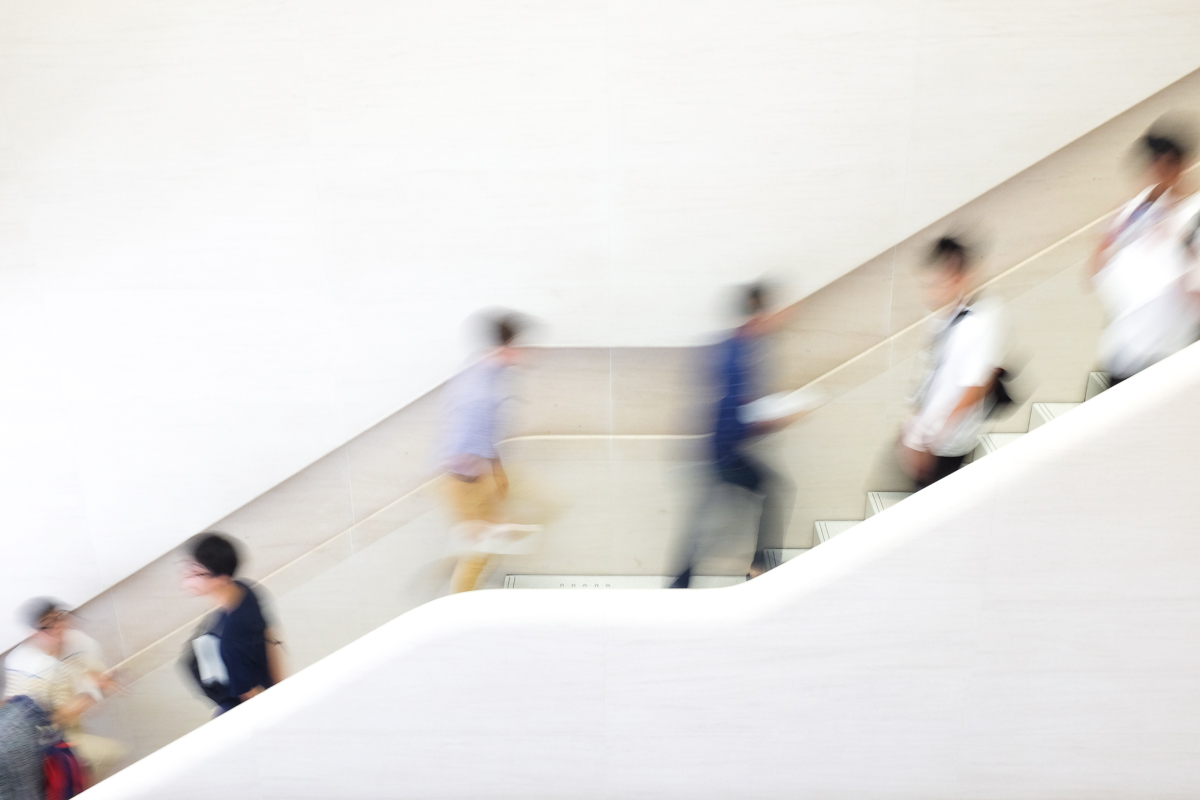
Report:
669,464,722,588
712,453,770,576
444,472,503,526
451,553,490,593
739,457,795,577
443,472,502,592
70,732,127,783
914,454,966,490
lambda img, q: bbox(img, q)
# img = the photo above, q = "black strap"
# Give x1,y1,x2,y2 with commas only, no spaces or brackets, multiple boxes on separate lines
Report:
932,305,971,363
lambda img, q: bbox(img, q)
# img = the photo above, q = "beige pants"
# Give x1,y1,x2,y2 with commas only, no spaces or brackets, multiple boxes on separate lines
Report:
443,473,503,593
442,468,565,593
71,732,127,782
443,471,503,524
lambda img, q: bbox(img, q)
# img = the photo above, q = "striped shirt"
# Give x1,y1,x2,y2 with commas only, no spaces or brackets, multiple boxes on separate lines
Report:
3,630,105,725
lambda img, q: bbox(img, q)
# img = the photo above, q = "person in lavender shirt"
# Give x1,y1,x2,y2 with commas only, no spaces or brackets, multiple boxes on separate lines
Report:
441,313,542,592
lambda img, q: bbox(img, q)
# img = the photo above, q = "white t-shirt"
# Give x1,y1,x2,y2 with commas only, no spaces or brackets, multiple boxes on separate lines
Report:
904,297,1005,457
1094,188,1200,379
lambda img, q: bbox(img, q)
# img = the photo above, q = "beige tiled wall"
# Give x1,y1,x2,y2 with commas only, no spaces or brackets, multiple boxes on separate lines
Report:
80,437,704,767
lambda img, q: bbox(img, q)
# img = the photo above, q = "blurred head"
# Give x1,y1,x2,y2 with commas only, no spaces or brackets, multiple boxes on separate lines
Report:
181,532,241,597
20,597,69,653
737,281,774,336
489,312,526,366
921,236,975,309
1141,132,1188,189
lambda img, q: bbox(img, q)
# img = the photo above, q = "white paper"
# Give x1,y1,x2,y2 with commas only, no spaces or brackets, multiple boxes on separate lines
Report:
192,633,229,686
738,388,827,424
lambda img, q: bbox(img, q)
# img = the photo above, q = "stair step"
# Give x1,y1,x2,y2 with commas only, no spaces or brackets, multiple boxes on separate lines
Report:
1085,371,1111,401
973,432,1024,460
814,520,861,544
866,492,911,517
761,548,811,570
1029,402,1081,431
503,574,745,589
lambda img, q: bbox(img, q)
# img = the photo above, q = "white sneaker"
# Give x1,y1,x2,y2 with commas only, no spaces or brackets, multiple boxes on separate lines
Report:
476,522,544,554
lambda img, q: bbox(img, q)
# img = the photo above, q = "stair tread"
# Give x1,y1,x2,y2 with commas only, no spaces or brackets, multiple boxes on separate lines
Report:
1029,401,1083,431
814,520,861,544
974,432,1024,458
866,491,912,517
1086,371,1111,401
762,548,812,570
1033,401,1082,412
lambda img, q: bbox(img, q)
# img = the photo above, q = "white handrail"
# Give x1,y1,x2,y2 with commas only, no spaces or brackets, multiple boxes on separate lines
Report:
82,341,1200,799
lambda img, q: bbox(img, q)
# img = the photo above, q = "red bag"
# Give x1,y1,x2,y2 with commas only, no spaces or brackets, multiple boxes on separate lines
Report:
44,741,88,800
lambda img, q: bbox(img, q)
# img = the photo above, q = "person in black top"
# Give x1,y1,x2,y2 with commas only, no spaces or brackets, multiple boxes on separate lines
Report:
180,533,284,714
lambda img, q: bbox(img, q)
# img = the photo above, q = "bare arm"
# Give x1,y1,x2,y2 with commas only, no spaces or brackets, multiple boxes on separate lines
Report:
52,694,97,729
899,380,991,482
924,382,991,456
1089,230,1117,279
265,627,286,687
236,627,288,702
943,384,989,429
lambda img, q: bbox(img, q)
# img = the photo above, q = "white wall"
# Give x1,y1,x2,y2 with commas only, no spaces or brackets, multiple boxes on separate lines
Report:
3,0,1200,648
80,343,1200,800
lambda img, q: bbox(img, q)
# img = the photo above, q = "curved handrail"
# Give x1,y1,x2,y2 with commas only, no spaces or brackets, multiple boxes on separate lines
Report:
81,341,1200,799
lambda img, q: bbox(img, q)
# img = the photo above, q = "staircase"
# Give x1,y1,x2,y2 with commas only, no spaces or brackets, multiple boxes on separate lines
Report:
803,372,1110,548
78,342,1200,800
507,371,1114,583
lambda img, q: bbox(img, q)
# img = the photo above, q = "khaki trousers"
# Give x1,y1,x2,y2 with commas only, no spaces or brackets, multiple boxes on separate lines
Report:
443,473,503,593
71,732,127,782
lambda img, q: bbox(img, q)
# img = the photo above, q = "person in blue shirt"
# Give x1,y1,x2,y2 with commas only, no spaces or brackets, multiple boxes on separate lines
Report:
671,283,803,588
180,533,285,715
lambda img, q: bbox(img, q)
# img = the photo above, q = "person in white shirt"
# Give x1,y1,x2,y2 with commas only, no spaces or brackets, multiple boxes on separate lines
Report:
3,598,125,781
900,236,1005,488
1090,127,1200,384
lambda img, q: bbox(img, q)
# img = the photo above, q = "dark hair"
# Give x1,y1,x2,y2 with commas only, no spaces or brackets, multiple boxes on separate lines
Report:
741,282,771,317
1141,133,1187,164
188,532,241,578
19,597,63,629
927,236,972,275
493,314,523,347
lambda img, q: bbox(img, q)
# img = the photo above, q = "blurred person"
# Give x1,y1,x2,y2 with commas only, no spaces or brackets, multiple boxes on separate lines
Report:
670,282,803,588
1090,125,1200,384
180,533,285,716
440,312,542,593
2,598,125,783
899,236,1006,489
